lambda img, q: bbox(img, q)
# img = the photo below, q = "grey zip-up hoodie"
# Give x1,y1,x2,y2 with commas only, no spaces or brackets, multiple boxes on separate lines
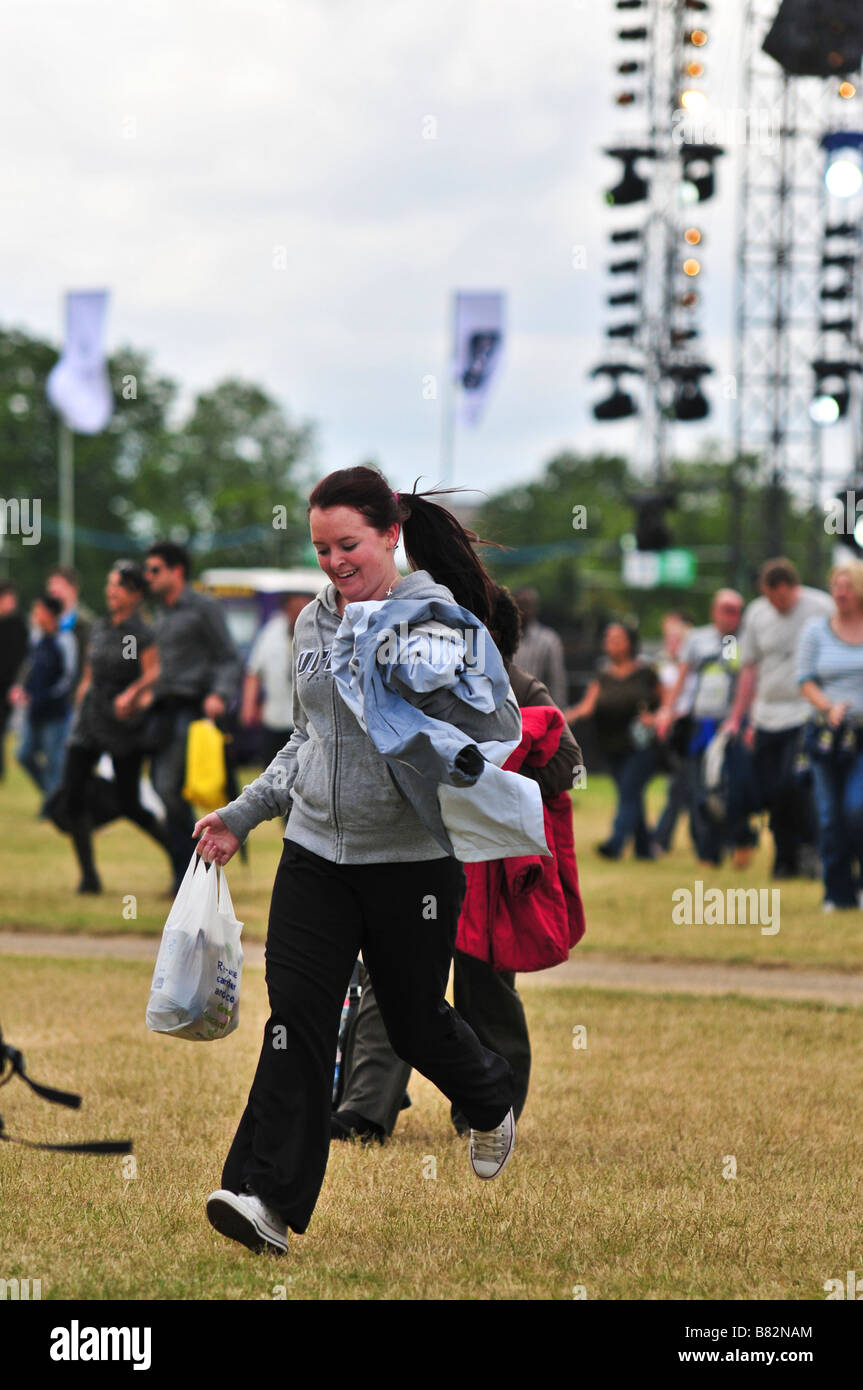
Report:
214,570,521,864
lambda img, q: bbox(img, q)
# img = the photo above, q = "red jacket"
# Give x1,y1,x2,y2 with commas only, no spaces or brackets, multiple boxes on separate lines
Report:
456,704,586,972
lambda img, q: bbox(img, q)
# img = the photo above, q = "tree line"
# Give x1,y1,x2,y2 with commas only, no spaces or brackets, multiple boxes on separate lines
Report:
0,323,831,628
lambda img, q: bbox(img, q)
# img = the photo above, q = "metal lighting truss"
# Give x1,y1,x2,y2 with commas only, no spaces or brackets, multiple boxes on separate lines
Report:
595,0,722,486
732,0,863,566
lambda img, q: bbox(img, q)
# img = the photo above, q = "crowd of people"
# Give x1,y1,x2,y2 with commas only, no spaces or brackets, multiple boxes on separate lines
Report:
0,549,293,896
558,556,863,914
5,547,862,918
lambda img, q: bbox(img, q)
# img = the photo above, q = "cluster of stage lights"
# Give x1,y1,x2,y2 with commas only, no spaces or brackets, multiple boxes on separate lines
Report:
680,1,709,121
810,115,863,427
593,1,718,423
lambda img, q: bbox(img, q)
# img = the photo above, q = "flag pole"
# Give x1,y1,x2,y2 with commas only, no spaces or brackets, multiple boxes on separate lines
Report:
58,421,74,566
440,291,457,487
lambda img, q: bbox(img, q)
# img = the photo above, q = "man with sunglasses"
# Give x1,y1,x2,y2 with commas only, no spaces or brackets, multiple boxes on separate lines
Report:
144,542,241,891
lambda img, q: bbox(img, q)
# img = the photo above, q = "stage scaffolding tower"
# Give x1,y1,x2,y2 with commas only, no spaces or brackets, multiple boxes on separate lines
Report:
732,0,863,581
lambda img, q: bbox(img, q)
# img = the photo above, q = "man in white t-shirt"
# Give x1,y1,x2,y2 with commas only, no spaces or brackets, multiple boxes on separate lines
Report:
241,594,311,766
725,557,834,879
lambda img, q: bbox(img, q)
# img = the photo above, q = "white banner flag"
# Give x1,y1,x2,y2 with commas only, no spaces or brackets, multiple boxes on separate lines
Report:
47,290,113,434
452,291,505,426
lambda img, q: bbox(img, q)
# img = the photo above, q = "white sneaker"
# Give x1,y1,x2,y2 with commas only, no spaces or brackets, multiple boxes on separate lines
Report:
206,1189,288,1255
469,1107,515,1180
823,901,837,913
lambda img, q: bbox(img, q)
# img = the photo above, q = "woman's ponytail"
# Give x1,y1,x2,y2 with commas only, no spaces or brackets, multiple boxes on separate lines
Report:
397,485,501,627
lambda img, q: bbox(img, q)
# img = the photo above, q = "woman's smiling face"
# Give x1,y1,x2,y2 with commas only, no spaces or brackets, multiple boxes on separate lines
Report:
309,505,399,605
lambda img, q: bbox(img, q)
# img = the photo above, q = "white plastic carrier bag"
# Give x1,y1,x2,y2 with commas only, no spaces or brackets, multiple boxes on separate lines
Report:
145,852,243,1042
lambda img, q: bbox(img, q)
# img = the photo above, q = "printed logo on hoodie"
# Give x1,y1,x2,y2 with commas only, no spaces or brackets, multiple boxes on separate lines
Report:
296,646,333,676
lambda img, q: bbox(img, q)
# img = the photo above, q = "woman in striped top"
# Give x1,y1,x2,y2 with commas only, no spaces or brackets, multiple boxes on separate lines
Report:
798,562,863,910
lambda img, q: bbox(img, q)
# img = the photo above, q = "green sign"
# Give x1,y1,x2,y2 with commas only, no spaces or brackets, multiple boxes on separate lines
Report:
622,547,697,589
660,548,697,585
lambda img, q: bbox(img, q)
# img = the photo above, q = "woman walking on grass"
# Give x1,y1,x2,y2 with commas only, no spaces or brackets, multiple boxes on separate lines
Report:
564,620,661,861
193,467,535,1255
798,561,863,912
56,561,171,893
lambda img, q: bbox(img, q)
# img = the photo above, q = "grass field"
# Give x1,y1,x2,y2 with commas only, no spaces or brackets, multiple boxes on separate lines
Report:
1,957,861,1301
2,753,861,970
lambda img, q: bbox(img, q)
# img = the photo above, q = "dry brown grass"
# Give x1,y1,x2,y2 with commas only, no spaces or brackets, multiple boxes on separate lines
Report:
1,956,861,1300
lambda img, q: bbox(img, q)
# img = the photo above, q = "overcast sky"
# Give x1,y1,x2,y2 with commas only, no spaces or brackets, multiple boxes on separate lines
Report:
1,0,813,504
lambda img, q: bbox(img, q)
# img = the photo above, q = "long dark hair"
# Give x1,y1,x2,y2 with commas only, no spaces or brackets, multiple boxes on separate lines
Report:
307,465,501,626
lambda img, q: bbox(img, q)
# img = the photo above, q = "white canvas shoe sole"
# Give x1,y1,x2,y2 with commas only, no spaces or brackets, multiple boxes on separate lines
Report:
206,1190,288,1255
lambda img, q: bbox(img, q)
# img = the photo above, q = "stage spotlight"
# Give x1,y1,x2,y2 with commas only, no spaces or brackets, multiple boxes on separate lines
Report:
680,142,724,202
681,89,708,113
840,81,857,98
810,388,845,423
763,0,863,78
826,158,863,197
608,292,639,305
604,147,656,206
686,61,705,78
594,388,638,420
591,362,644,377
683,257,701,276
669,364,713,421
686,29,708,46
590,363,643,422
822,131,863,197
610,228,642,242
684,227,702,244
632,493,676,551
810,360,861,422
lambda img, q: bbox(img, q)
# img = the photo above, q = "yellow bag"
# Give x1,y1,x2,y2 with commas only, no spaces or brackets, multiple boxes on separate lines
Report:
182,719,227,811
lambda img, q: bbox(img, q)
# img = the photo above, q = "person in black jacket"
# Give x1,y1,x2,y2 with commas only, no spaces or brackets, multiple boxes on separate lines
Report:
144,542,242,892
0,583,28,781
57,561,173,894
13,595,77,800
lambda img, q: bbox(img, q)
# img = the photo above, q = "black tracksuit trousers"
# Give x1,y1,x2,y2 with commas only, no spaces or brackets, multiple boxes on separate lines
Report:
221,839,515,1233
